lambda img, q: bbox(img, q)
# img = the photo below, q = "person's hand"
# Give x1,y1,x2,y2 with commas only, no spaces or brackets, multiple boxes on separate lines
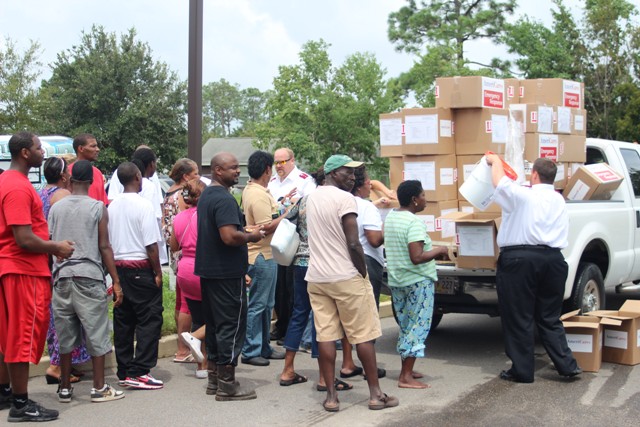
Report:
54,240,75,260
247,226,265,243
245,274,252,287
485,154,500,166
112,282,124,307
436,245,450,260
373,197,390,208
284,187,298,200
155,273,163,288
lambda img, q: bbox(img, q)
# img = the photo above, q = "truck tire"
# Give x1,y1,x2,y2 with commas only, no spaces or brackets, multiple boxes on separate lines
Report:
565,262,605,313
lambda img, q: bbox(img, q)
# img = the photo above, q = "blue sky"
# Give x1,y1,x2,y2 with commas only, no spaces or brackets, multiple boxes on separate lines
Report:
1,0,581,91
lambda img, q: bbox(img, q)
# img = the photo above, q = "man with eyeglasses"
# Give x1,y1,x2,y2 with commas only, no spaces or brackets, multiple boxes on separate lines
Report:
268,148,316,343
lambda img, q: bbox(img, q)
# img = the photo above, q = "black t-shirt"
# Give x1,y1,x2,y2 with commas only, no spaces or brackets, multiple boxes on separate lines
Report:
195,185,248,279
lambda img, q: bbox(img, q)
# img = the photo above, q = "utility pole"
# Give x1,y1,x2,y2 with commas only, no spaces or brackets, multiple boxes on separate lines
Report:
187,0,203,171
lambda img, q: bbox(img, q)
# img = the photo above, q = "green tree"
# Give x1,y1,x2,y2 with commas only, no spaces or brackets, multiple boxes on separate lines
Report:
0,38,42,133
387,0,516,104
202,78,242,138
37,26,186,171
255,40,402,177
235,87,272,136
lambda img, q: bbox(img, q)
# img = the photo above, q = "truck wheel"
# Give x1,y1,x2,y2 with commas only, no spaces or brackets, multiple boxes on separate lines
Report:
566,262,605,313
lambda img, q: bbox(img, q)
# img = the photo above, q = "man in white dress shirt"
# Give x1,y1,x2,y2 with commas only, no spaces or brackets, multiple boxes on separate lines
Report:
486,155,580,383
267,148,316,342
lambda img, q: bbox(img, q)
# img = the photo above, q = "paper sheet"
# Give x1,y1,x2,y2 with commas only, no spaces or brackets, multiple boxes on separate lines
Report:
404,161,436,191
405,114,438,144
379,118,402,146
457,225,495,256
491,114,508,144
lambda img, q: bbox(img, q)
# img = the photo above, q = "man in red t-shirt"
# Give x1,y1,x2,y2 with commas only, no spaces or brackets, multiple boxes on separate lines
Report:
68,133,108,205
0,132,75,422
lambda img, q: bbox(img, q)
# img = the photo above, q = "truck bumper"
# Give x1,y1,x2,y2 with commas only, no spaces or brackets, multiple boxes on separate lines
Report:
435,267,500,316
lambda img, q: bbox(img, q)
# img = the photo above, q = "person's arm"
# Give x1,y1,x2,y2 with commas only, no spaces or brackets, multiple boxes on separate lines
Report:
169,226,179,252
371,180,396,200
407,241,449,265
145,243,163,288
97,207,122,307
342,212,367,277
219,224,264,246
485,154,506,187
364,229,384,248
12,225,74,259
372,197,391,208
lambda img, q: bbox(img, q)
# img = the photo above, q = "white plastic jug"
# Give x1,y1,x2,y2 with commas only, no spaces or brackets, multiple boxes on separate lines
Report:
459,156,496,211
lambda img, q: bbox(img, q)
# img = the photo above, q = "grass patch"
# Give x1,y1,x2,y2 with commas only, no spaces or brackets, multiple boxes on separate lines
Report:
379,294,391,303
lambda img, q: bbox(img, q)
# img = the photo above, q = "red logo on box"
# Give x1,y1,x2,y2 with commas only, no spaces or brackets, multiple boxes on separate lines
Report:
539,146,558,161
483,90,504,108
564,93,580,108
519,86,525,98
594,170,619,182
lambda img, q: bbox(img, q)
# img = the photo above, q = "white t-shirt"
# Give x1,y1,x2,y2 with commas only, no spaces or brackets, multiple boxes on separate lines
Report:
493,176,568,248
268,166,316,201
108,193,160,261
305,186,359,283
355,197,385,267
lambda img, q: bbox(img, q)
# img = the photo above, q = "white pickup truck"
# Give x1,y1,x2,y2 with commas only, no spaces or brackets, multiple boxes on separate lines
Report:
433,138,640,328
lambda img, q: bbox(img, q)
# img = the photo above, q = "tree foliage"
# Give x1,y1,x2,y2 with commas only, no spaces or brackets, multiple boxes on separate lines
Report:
37,25,187,171
255,40,402,177
0,38,42,133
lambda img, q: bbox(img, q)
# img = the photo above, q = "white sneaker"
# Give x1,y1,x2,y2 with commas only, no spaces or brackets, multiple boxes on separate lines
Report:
91,384,125,402
181,332,204,363
195,369,208,379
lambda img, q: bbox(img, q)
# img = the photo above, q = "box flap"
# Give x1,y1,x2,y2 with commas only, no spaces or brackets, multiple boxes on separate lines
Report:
562,321,601,330
560,309,581,321
586,310,636,321
619,300,640,317
600,317,623,326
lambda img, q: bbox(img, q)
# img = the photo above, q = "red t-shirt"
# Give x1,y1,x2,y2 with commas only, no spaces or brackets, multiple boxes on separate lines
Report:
0,170,51,277
68,162,108,205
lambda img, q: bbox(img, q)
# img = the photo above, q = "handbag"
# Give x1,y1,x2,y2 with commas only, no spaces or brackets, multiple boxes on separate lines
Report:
270,218,300,266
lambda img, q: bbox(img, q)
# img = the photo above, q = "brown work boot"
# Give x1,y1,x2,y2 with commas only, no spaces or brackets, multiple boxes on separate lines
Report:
206,363,218,395
216,364,257,401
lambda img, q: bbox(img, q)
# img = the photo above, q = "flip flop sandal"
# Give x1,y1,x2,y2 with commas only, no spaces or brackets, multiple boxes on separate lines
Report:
173,354,195,363
322,399,340,412
279,372,308,386
338,366,363,378
316,378,353,392
368,393,399,410
363,367,387,380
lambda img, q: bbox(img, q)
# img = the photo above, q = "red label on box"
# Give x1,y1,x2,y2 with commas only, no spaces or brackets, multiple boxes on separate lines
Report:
507,86,515,98
485,120,492,133
435,85,440,98
519,86,525,98
539,146,558,161
564,93,581,108
483,90,504,108
530,111,538,123
401,123,405,137
455,233,460,246
593,169,619,182
435,218,442,231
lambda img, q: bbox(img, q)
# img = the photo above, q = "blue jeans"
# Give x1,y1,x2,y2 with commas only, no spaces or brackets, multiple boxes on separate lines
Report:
242,254,278,358
283,266,319,358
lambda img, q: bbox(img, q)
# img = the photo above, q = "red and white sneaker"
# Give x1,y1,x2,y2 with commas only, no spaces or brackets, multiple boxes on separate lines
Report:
123,374,164,390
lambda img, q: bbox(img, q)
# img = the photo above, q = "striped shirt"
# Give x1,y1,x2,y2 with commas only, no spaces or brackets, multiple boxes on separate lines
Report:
384,209,437,287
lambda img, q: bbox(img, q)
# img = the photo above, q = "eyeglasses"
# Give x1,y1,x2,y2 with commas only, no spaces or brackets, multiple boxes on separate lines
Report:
274,158,291,166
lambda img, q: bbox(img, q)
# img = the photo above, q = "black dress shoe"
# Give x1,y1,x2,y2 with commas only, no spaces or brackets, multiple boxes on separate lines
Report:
499,370,533,383
560,367,582,378
241,356,270,366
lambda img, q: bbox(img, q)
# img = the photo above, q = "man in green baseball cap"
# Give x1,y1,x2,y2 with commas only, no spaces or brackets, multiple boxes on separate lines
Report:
323,154,363,174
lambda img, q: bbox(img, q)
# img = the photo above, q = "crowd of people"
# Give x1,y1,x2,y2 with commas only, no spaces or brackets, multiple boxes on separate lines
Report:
0,130,582,422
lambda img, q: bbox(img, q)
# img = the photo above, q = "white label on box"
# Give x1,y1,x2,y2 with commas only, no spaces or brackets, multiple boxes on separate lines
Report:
417,214,436,232
566,179,590,200
405,114,438,144
537,106,554,133
482,77,505,108
440,168,454,186
556,107,571,133
537,134,559,161
440,119,452,138
604,328,628,350
492,114,508,143
457,225,495,257
555,163,565,182
463,164,476,181
566,333,594,353
379,118,402,146
637,328,640,347
440,218,456,238
575,114,585,131
563,80,582,108
404,161,436,191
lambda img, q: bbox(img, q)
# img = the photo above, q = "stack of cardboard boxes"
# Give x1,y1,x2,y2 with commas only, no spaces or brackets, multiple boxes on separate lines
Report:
378,76,590,269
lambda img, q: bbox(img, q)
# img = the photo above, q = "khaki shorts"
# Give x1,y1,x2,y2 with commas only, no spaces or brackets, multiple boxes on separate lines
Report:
308,274,381,345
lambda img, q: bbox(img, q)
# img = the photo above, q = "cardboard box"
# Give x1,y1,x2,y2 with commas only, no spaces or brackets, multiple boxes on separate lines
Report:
563,163,624,201
402,154,458,201
561,310,621,372
379,112,403,157
519,78,584,109
418,200,459,242
524,160,570,190
439,212,501,270
453,109,510,155
504,78,520,107
388,157,404,190
458,200,502,214
402,108,455,155
523,133,586,163
435,76,505,109
587,300,640,365
510,104,555,133
554,107,587,136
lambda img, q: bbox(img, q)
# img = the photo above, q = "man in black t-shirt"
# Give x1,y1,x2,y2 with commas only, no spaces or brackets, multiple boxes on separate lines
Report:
195,152,264,401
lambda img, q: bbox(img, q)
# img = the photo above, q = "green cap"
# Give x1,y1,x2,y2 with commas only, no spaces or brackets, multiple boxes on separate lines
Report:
323,154,363,174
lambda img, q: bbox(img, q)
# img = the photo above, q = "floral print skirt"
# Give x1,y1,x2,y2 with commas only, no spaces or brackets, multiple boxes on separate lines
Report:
391,279,434,359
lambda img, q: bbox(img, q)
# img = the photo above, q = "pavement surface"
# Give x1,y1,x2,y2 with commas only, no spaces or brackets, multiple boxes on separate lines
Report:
11,292,640,426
